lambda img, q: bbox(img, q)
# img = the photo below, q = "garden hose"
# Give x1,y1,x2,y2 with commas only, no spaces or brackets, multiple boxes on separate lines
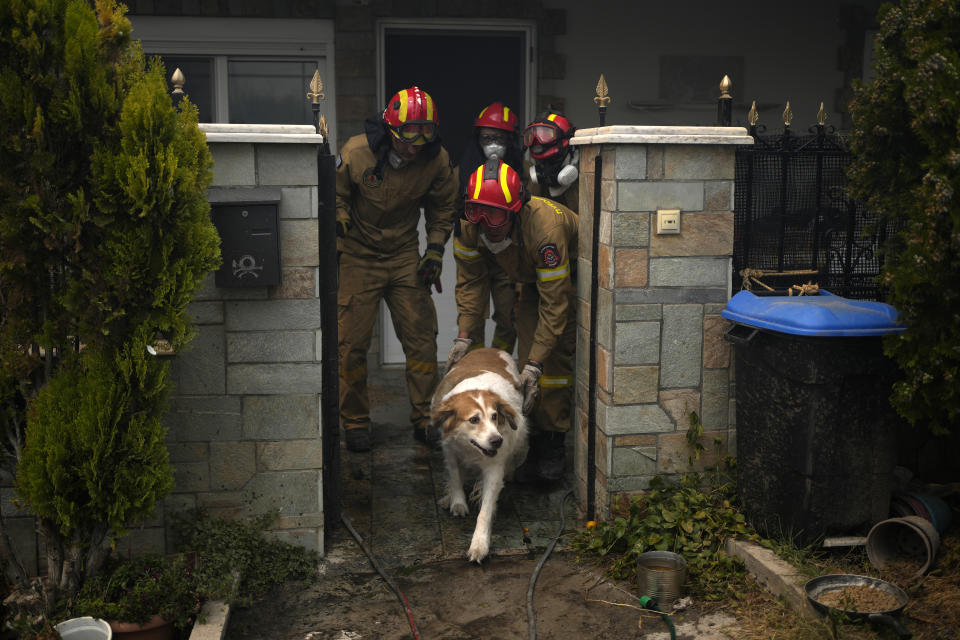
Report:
639,595,676,640
341,514,421,640
527,489,574,640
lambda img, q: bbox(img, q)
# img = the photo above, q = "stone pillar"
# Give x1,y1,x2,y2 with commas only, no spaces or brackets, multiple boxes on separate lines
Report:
139,124,328,556
571,126,752,521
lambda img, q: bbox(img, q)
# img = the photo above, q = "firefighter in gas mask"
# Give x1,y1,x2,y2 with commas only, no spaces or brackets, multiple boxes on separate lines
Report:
449,159,578,482
523,110,579,213
451,102,524,358
336,86,459,452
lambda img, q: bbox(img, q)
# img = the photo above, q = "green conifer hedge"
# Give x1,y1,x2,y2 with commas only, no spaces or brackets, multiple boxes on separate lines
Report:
847,0,960,436
0,0,220,605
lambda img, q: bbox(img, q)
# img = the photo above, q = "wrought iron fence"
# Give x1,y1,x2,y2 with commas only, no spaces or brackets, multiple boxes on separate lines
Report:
732,104,903,301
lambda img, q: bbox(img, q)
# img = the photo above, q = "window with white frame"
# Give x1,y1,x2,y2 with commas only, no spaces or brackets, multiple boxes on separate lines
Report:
129,17,337,148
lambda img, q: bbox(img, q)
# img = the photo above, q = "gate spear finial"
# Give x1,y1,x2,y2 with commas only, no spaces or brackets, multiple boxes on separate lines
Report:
782,101,793,126
594,74,610,126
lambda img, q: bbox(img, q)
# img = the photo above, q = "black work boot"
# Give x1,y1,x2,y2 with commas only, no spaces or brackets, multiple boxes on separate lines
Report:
515,431,566,483
344,426,371,452
513,444,540,483
535,431,566,481
413,423,441,450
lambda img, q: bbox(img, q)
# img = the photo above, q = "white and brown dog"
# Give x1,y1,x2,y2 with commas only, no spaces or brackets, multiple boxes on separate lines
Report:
430,348,529,563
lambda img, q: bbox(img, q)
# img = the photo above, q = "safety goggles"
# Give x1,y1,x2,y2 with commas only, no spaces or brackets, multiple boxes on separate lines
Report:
390,121,438,144
477,132,509,146
522,123,561,148
464,203,512,229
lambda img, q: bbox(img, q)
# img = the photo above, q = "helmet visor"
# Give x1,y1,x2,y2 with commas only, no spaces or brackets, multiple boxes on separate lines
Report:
392,121,438,144
464,203,511,229
523,124,559,148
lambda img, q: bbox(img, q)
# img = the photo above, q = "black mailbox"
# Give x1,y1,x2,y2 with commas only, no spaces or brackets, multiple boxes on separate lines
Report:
209,189,282,287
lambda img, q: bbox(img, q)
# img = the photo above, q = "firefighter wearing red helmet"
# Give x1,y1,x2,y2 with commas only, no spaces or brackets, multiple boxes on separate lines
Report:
450,159,578,482
523,110,579,213
450,102,525,361
336,86,459,452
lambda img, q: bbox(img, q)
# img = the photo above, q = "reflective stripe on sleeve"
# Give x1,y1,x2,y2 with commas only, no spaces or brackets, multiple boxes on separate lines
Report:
536,261,570,282
540,375,571,388
453,239,482,260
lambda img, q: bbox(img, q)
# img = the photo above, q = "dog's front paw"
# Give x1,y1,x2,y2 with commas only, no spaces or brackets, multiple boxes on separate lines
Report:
467,536,490,564
449,499,469,517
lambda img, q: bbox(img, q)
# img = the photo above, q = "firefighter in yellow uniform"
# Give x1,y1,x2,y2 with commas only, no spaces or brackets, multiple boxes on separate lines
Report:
336,86,458,452
448,159,577,481
454,102,525,353
523,110,579,213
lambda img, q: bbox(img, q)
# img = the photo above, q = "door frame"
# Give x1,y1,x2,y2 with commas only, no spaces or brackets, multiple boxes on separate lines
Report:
375,18,538,136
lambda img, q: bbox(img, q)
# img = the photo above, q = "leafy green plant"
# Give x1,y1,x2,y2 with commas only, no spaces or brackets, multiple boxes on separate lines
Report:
847,0,960,436
572,462,759,601
170,509,320,608
0,0,219,617
71,553,202,632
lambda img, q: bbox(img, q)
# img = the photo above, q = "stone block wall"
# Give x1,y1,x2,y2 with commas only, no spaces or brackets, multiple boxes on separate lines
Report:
124,124,327,556
571,126,753,521
0,125,328,574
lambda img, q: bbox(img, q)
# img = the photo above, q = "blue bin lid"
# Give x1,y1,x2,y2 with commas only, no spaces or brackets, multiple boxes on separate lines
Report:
721,289,905,336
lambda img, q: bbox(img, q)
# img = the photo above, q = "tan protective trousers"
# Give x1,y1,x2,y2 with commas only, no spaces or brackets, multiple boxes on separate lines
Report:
515,283,576,434
466,254,518,353
338,250,439,432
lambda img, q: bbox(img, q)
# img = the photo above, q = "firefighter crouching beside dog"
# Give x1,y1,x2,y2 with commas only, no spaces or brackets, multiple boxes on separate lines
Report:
448,159,578,482
336,86,458,453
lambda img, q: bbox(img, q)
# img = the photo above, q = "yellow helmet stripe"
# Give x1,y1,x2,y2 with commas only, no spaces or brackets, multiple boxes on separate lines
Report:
503,106,510,121
546,113,558,122
424,92,434,121
472,166,484,199
478,106,489,120
398,89,409,122
499,162,512,203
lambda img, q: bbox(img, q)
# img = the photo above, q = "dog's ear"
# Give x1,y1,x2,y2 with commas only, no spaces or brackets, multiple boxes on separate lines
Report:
497,402,520,431
433,405,459,436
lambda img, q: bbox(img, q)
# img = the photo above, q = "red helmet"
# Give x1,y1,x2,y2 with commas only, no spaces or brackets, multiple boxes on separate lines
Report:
523,111,575,160
474,102,520,133
464,159,525,228
383,86,438,145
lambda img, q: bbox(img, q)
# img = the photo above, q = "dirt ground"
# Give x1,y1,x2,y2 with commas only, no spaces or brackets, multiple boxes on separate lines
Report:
226,551,737,640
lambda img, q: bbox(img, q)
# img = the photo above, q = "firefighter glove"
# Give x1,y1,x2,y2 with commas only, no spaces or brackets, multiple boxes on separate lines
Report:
336,217,351,238
519,360,543,415
444,337,472,375
417,243,445,291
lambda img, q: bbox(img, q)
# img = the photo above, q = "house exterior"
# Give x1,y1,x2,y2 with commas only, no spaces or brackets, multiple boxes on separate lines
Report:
2,0,887,570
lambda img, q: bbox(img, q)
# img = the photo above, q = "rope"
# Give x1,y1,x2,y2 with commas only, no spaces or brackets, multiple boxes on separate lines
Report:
788,281,820,296
527,489,574,640
341,514,421,640
739,268,820,293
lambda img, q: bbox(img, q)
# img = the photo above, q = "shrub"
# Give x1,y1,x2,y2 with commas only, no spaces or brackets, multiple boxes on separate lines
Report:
0,0,219,612
847,0,960,435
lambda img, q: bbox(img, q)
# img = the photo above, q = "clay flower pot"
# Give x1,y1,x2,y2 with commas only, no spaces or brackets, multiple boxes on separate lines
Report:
109,614,174,640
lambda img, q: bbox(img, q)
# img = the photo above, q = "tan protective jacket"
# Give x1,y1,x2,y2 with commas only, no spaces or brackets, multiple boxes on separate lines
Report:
453,196,578,363
528,179,579,213
336,133,459,259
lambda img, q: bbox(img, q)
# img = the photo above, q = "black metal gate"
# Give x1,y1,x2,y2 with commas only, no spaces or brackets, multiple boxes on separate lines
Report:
733,116,902,301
